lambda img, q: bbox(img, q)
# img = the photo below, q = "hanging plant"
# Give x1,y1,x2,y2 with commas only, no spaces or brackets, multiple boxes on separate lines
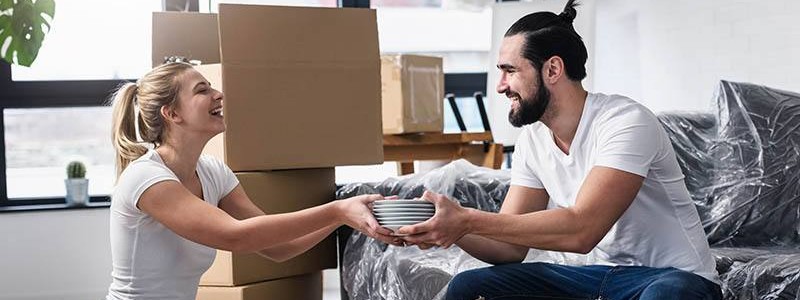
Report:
0,0,55,67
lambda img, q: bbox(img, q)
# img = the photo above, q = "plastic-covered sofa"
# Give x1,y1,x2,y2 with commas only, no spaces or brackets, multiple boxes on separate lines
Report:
337,80,800,300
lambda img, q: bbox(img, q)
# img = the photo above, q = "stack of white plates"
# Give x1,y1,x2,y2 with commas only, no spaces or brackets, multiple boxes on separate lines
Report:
372,199,435,232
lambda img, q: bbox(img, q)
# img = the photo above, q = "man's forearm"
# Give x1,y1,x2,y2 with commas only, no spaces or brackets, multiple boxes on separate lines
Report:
456,234,529,264
466,207,593,254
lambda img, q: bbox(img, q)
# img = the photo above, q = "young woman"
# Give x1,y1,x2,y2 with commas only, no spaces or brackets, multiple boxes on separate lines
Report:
105,62,396,299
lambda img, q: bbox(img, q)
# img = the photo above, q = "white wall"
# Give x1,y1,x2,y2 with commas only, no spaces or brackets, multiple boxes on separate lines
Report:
594,0,800,113
0,209,110,300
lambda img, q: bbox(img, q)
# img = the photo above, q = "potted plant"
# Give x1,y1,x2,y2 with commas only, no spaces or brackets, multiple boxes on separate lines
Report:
65,161,88,206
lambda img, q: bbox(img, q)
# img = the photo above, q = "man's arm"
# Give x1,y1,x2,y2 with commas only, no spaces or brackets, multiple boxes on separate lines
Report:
453,185,549,264
401,166,643,254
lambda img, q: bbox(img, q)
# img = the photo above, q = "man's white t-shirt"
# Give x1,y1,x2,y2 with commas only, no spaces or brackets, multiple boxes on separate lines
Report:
511,93,719,283
106,150,239,300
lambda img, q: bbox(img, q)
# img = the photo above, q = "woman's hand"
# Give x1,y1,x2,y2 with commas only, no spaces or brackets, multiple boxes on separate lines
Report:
337,194,404,246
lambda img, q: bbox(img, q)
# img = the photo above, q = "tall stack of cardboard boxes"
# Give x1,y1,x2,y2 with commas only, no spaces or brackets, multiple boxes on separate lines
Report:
152,4,383,300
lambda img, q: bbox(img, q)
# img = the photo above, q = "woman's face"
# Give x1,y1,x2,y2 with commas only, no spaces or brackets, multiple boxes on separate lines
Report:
169,68,226,139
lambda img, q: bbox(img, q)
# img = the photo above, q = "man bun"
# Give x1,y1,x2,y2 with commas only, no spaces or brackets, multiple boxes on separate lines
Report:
559,0,579,24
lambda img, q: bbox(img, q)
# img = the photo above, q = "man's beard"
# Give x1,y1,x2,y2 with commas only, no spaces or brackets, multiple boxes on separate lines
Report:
508,75,550,127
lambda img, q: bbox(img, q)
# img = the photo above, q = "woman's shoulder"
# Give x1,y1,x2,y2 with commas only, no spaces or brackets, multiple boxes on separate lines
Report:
197,154,231,173
118,151,175,184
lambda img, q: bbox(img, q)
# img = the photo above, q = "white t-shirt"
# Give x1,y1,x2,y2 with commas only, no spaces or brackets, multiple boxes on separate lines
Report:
106,150,239,300
511,93,719,284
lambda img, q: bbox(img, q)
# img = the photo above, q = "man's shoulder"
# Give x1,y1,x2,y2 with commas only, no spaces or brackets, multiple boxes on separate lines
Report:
590,93,656,125
591,93,642,111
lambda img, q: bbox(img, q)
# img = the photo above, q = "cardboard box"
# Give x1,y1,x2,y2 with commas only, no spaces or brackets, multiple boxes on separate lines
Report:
197,272,322,300
200,169,338,286
381,54,444,134
152,6,384,172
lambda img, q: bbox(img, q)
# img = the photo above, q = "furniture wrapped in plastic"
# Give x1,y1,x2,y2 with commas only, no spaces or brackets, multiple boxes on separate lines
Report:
338,80,800,299
664,80,800,299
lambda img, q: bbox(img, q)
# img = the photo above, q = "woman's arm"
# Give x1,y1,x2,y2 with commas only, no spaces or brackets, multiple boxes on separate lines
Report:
218,185,338,262
138,180,350,253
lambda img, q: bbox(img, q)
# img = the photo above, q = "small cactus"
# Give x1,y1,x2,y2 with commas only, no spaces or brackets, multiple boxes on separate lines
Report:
66,161,86,179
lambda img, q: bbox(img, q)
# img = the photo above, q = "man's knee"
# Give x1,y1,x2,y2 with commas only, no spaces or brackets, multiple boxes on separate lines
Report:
642,270,720,300
446,269,488,300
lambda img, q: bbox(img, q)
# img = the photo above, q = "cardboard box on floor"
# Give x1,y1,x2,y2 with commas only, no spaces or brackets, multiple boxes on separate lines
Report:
197,272,322,300
381,54,444,134
200,169,337,286
152,5,383,172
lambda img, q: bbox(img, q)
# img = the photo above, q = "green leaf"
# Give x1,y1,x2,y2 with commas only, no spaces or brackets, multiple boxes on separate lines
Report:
0,0,55,67
0,0,13,12
35,0,55,17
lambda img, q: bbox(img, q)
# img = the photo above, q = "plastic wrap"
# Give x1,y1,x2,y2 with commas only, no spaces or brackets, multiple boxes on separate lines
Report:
337,160,509,300
660,80,800,299
716,81,800,246
712,247,800,299
660,80,800,247
341,80,800,300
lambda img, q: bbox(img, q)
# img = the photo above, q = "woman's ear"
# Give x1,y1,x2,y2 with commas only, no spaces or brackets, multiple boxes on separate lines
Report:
161,105,182,124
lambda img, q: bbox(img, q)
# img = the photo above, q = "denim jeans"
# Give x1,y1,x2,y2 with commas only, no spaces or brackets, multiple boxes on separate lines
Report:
445,262,722,300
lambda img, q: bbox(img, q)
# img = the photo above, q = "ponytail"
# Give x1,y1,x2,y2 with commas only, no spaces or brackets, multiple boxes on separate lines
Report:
110,82,148,179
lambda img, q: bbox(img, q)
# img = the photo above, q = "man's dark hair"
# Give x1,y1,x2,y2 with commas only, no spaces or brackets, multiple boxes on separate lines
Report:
505,0,588,81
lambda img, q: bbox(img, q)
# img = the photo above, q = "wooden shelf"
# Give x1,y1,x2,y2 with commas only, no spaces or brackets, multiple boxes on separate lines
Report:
383,132,494,146
383,131,503,175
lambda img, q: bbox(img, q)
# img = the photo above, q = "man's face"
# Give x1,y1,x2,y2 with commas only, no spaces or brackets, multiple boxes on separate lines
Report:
496,34,550,127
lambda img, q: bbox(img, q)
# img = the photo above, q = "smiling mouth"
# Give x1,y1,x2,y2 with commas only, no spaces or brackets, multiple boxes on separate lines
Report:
210,107,223,117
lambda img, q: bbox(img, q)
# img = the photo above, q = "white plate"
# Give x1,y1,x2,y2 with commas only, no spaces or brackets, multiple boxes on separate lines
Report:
373,204,434,209
375,213,432,218
372,205,436,209
377,216,431,221
373,207,434,212
374,199,429,205
374,200,432,204
379,221,425,225
374,212,434,217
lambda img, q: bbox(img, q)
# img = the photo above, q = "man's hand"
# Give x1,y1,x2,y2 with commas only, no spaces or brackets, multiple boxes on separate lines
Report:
338,194,404,246
397,191,471,249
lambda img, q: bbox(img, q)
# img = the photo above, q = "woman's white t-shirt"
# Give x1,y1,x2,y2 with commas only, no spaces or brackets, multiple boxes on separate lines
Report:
511,93,719,284
106,150,239,300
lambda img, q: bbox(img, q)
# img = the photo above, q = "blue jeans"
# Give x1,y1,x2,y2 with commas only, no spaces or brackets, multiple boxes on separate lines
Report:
446,262,722,300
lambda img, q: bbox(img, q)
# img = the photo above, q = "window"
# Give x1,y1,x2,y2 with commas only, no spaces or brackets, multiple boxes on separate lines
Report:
0,0,162,208
4,107,114,199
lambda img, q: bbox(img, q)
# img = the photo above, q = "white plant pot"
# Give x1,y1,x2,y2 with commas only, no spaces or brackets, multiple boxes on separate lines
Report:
65,178,89,206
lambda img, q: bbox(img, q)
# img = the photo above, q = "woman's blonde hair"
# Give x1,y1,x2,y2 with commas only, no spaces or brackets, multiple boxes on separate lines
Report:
109,62,194,178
